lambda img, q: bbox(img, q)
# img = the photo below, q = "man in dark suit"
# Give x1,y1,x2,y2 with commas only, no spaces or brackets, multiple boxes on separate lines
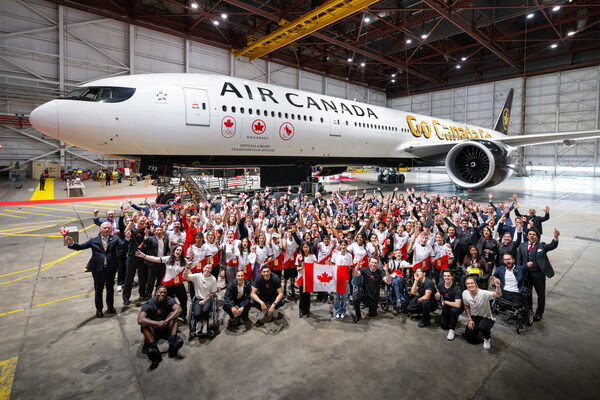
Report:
517,228,560,321
223,270,252,326
514,204,550,237
66,222,129,317
39,173,46,190
126,197,171,221
143,225,170,297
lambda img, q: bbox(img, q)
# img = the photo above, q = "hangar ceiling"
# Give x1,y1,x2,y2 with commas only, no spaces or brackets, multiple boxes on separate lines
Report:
40,0,600,97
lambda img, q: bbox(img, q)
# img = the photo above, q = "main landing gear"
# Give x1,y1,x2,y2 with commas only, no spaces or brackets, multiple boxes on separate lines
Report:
378,169,405,184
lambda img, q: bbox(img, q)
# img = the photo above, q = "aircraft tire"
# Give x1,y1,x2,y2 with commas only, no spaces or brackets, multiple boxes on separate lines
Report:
399,174,406,183
161,193,176,206
378,174,385,184
385,174,395,184
155,193,165,204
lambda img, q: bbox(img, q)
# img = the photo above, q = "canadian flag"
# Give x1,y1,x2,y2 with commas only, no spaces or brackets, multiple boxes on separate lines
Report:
298,263,349,294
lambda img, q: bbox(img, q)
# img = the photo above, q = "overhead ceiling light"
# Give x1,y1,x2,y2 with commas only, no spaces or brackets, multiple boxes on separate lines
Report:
213,20,219,25
391,79,396,83
421,34,427,39
364,16,371,23
551,43,558,48
360,62,366,67
391,73,396,78
461,56,467,61
553,6,561,12
406,39,412,44
221,13,228,19
456,65,461,69
347,57,352,62
567,31,575,36
527,13,534,19
191,2,198,9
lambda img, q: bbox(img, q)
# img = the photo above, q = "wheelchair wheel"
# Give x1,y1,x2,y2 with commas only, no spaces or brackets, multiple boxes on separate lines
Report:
381,301,389,312
188,307,196,341
516,323,523,334
525,309,534,326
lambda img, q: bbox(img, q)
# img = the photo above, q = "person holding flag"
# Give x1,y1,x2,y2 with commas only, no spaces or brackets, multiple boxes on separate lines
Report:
351,257,391,323
296,242,317,318
332,240,353,320
64,222,129,318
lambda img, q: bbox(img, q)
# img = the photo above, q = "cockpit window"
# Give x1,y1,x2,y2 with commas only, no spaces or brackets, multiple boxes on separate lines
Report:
61,87,136,103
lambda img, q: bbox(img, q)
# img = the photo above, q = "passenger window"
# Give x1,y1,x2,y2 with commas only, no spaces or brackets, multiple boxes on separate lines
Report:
222,105,227,112
285,113,289,118
240,107,245,114
320,117,324,123
249,108,253,115
232,106,236,113
278,112,282,118
291,114,295,120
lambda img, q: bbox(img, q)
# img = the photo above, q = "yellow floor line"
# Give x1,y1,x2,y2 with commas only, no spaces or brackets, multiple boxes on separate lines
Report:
90,202,126,206
36,292,92,307
0,251,81,285
3,210,57,217
19,205,95,214
0,267,38,278
0,225,59,234
0,213,26,219
30,178,54,201
0,219,73,227
0,356,18,400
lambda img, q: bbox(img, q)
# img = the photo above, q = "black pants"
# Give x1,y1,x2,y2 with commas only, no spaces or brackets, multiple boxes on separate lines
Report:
123,256,147,301
250,297,285,310
146,264,165,297
223,301,250,321
116,250,127,286
40,181,45,190
353,290,378,318
299,286,311,314
500,291,523,307
439,306,462,330
167,284,187,317
465,316,494,343
406,297,438,324
192,297,212,321
92,267,116,311
211,263,220,280
529,270,546,315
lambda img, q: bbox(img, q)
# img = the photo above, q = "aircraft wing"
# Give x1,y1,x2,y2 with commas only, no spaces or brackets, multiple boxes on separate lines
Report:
399,129,600,159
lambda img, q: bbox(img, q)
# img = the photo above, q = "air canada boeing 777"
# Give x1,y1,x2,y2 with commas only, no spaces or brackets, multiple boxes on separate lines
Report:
29,73,600,189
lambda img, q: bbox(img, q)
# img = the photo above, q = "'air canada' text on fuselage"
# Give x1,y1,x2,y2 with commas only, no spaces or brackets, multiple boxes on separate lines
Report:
220,82,379,119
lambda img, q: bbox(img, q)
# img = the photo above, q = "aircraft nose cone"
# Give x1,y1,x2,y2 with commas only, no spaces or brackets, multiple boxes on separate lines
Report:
30,101,58,139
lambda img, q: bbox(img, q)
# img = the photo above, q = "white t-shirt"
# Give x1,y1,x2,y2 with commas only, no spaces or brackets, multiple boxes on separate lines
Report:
504,268,519,293
188,273,218,299
462,289,495,320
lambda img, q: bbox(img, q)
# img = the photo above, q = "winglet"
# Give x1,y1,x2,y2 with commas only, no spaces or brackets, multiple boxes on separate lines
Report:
494,89,514,134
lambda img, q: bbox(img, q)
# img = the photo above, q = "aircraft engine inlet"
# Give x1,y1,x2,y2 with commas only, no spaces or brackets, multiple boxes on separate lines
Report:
445,140,514,189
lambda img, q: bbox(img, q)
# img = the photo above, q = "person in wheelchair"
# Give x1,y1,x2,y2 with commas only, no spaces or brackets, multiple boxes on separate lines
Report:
434,269,463,341
223,270,251,326
184,263,218,336
493,254,528,307
388,249,408,308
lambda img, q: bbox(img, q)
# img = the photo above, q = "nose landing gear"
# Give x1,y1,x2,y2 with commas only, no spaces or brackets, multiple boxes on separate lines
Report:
377,169,405,184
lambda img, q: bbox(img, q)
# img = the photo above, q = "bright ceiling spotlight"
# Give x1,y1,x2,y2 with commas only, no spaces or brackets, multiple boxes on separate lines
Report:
360,62,366,67
456,65,461,69
461,56,467,61
221,13,228,19
421,34,427,39
213,20,219,26
551,43,558,48
567,31,575,36
406,39,412,44
553,6,561,12
347,57,352,62
527,13,534,19
191,2,198,9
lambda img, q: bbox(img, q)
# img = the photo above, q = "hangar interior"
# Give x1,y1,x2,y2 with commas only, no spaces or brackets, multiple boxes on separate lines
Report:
1,1,600,400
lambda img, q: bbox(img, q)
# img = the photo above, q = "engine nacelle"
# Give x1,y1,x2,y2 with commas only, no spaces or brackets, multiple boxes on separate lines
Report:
445,140,514,189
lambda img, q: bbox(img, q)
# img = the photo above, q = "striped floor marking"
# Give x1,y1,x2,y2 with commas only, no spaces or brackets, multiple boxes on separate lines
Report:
0,292,92,317
0,251,81,285
0,356,18,400
30,178,54,201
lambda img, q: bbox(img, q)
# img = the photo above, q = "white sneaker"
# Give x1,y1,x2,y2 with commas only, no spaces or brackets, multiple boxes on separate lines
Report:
447,329,455,341
483,338,491,350
340,313,346,320
117,285,123,292
257,311,265,320
334,313,340,320
273,309,279,319
201,322,208,335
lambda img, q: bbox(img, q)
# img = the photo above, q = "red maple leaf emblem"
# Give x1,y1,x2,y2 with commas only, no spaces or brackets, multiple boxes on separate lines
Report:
254,121,264,132
317,272,333,284
224,119,233,128
284,125,292,134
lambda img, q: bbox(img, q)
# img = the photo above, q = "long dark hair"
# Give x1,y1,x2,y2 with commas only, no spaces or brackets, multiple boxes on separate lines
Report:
168,245,188,267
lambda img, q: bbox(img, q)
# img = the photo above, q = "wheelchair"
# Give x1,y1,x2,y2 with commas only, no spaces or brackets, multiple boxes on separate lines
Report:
188,295,221,340
491,283,534,334
381,267,412,314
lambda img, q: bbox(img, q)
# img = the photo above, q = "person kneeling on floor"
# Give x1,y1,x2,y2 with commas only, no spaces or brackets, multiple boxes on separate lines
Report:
223,270,252,326
463,276,502,350
351,257,392,323
137,286,183,364
250,265,285,321
407,267,438,328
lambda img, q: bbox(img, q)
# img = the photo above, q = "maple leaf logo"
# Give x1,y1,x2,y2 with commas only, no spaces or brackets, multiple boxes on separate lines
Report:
317,272,333,284
254,121,264,132
284,125,292,135
224,119,233,128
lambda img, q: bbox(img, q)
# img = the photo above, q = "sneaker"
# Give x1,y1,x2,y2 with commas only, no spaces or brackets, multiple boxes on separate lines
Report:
257,311,265,320
335,313,340,320
396,300,402,308
168,336,183,358
117,285,123,292
123,299,130,306
418,321,431,328
178,316,186,324
447,329,455,341
273,309,279,319
340,313,346,320
201,322,208,335
483,338,491,350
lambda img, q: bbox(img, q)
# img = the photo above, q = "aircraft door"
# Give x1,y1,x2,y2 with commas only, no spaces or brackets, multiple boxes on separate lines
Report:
184,88,210,126
329,112,341,137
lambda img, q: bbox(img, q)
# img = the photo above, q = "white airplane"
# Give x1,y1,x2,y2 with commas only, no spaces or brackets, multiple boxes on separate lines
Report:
30,73,600,189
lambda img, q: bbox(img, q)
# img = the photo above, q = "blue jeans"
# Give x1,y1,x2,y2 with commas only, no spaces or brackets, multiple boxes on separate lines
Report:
334,287,348,315
391,276,405,305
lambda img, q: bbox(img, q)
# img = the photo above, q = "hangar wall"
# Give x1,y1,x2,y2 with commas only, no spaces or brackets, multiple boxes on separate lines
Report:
388,67,600,177
0,0,386,178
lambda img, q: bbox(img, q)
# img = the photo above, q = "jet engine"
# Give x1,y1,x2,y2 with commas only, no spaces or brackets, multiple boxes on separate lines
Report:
445,140,514,189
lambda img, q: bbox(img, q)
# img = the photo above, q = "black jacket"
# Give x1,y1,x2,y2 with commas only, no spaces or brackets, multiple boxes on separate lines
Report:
514,209,549,235
68,233,127,272
516,239,558,278
143,234,170,267
223,279,252,308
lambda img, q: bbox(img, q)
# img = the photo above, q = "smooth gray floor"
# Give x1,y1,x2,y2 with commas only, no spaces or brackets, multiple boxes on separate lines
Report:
1,173,599,400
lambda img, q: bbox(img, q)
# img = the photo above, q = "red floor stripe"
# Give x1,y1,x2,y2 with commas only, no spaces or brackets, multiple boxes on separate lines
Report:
0,192,157,206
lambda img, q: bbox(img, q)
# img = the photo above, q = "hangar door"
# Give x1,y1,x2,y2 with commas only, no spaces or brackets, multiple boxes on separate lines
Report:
184,88,210,126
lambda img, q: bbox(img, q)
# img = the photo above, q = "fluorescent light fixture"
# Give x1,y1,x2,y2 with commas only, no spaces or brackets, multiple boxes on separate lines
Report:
347,57,353,62
551,43,558,48
364,16,371,23
360,62,366,67
213,20,219,25
461,57,467,61
421,34,427,39
553,6,561,11
456,65,461,69
221,13,228,19
191,2,198,9
567,31,575,36
406,39,412,44
527,13,534,19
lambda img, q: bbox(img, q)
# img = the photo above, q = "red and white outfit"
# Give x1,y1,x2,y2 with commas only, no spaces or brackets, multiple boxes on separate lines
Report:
348,242,368,269
239,250,256,280
317,240,336,264
255,245,273,266
411,243,434,270
202,242,220,268
270,241,284,272
432,243,453,270
283,237,299,269
393,232,410,255
186,244,206,273
160,257,185,286
224,239,241,268
331,250,353,292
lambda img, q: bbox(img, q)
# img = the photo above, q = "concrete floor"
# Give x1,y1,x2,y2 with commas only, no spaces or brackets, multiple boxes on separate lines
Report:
1,173,599,400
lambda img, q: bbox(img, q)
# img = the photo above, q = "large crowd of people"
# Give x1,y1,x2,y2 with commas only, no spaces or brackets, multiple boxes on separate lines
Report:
65,185,560,365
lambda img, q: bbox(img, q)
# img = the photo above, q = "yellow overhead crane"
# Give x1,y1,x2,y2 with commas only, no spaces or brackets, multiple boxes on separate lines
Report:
232,0,381,61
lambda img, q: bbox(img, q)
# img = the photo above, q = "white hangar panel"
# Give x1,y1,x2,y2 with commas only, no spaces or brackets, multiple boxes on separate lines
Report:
270,66,300,90
325,79,348,99
134,27,185,73
188,42,230,75
300,71,323,94
431,91,453,120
